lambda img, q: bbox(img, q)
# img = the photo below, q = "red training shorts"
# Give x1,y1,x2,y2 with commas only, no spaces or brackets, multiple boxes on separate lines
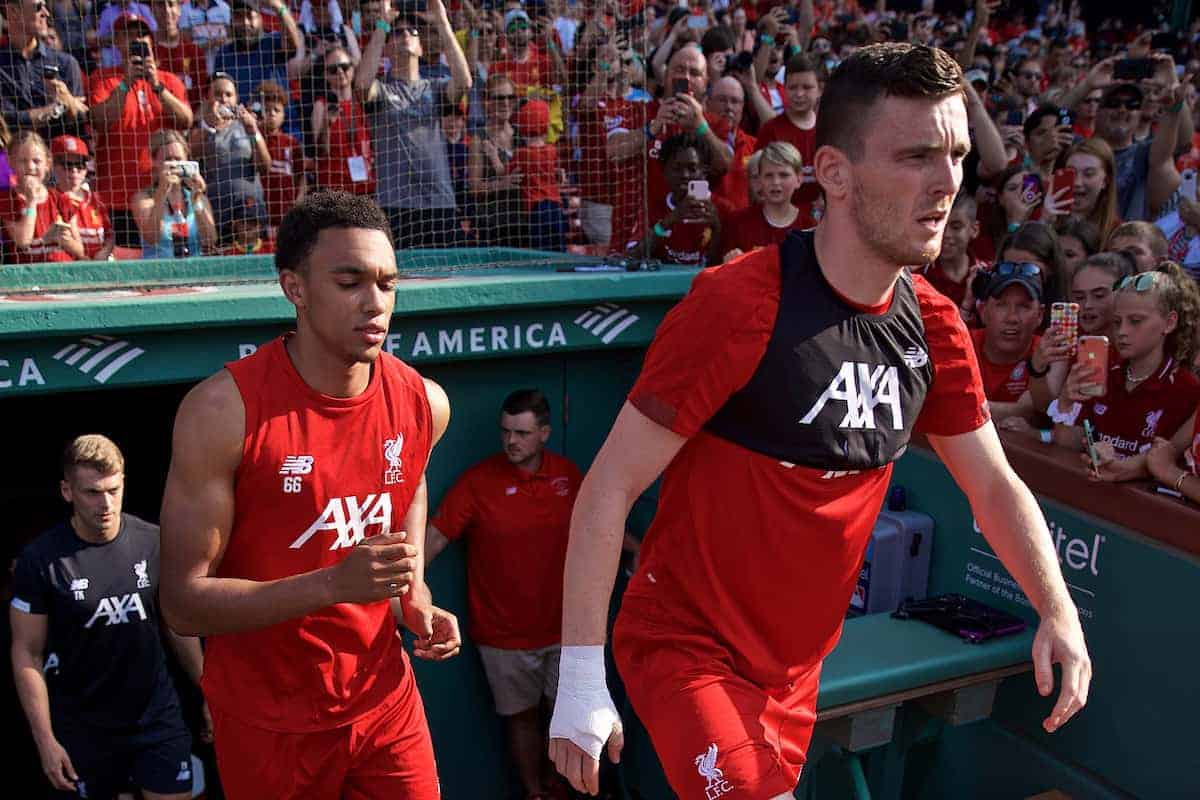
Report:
209,661,439,800
614,603,820,799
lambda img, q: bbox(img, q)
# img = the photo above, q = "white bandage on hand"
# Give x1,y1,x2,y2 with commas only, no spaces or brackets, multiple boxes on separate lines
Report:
549,645,622,761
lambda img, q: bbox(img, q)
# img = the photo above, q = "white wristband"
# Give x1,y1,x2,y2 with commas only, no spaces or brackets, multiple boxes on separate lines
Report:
1047,399,1082,426
549,645,621,761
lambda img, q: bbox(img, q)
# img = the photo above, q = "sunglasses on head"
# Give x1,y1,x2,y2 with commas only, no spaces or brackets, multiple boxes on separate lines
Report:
1114,272,1159,292
1102,97,1142,110
325,61,353,73
993,261,1042,278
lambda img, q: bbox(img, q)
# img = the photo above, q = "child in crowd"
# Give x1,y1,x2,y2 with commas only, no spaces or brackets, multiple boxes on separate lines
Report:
1106,221,1168,272
50,135,115,261
721,142,809,261
635,133,722,266
753,54,820,207
257,80,305,230
0,132,83,263
510,99,565,251
920,191,986,308
1024,252,1137,416
219,199,274,255
1051,262,1200,481
971,264,1045,423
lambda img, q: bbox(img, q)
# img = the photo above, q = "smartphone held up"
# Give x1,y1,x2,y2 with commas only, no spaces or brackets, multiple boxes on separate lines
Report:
1076,335,1109,397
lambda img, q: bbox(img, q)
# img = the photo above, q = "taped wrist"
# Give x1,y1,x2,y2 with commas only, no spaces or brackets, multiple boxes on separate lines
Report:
549,645,620,761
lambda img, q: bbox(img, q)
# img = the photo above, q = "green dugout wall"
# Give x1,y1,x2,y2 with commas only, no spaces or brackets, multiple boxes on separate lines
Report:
2,254,1198,798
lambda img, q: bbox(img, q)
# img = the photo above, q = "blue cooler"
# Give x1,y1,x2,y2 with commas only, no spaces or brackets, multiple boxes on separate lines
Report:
849,487,934,616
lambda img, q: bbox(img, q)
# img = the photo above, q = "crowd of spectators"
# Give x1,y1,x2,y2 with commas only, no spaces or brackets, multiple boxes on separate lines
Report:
2,0,1200,488
0,0,1193,261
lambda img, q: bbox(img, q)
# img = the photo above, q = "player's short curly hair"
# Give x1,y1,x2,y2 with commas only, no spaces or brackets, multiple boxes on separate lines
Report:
275,190,394,273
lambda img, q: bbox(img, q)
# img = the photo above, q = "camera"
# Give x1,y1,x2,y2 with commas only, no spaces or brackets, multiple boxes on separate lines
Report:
217,104,236,120
129,40,151,60
42,64,60,80
164,160,201,179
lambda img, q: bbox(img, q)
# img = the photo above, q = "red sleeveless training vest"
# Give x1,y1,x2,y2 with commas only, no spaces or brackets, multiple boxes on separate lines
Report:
201,336,433,732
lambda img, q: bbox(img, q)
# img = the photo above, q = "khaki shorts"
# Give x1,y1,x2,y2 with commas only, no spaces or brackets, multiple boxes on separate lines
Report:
477,644,561,716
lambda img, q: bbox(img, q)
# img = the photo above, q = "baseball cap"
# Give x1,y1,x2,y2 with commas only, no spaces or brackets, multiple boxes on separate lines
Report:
504,9,531,29
514,99,550,138
964,68,989,88
985,262,1043,303
113,9,155,34
51,135,90,159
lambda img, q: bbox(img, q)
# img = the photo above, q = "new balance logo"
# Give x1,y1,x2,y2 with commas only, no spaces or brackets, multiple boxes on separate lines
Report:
800,362,904,431
175,760,192,783
52,335,145,385
70,577,89,600
290,493,393,550
821,470,862,479
280,455,315,475
85,593,148,628
902,346,929,369
574,303,640,344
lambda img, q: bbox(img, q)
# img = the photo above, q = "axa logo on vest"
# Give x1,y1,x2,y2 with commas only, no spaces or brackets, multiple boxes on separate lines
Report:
85,593,148,628
973,517,1103,576
290,494,393,550
800,362,904,431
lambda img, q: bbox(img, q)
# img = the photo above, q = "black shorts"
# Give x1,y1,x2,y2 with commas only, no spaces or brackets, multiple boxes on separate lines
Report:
52,714,193,799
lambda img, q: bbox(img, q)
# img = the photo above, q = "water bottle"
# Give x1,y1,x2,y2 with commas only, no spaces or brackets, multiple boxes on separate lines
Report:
171,209,190,259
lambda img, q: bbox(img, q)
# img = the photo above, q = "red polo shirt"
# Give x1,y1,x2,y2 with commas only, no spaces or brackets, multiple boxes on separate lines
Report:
1082,358,1200,457
971,328,1039,402
431,450,582,650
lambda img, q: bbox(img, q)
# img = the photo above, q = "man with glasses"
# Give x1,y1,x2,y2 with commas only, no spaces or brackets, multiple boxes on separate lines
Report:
1060,55,1186,223
89,10,192,250
1012,56,1044,114
492,8,566,142
354,0,470,248
0,0,88,142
